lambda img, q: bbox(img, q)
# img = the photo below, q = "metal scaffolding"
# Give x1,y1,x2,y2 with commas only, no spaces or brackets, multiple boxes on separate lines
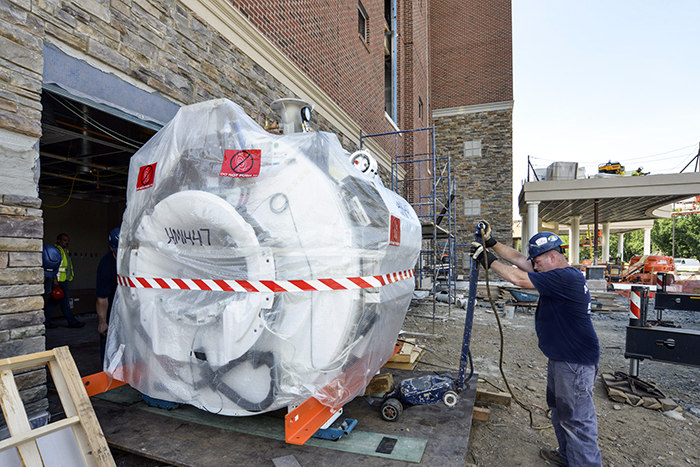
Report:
361,127,457,324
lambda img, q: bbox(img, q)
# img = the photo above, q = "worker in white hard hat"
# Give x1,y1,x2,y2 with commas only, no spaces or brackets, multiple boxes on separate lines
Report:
631,166,646,176
471,222,602,467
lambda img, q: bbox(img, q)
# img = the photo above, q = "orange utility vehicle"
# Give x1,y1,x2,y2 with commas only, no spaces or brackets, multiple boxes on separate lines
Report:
622,255,676,284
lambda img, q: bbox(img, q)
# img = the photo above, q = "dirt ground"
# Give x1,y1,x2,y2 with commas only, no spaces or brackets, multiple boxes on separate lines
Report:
402,290,700,467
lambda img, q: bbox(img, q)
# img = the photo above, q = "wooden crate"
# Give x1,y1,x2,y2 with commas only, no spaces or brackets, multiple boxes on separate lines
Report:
0,346,116,467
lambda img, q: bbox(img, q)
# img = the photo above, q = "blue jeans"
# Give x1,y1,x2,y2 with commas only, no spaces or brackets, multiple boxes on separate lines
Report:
547,360,602,467
44,281,79,325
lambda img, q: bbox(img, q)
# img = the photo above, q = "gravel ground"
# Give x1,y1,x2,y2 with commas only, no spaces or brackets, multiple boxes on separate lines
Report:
402,293,700,467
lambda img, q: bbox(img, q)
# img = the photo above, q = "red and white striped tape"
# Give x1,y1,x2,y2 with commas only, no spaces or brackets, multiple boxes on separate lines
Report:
656,273,664,292
117,269,414,293
629,289,641,320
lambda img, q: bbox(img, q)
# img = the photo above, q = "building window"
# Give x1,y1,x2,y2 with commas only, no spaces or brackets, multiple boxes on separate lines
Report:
384,0,395,119
418,97,423,121
464,198,481,216
464,140,482,158
358,2,368,42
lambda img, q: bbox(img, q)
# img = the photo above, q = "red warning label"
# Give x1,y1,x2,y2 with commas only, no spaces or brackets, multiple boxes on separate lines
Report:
220,150,261,178
136,163,157,191
390,215,401,246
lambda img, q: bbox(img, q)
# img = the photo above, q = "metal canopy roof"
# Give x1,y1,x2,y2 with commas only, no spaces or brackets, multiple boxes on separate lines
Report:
518,172,700,226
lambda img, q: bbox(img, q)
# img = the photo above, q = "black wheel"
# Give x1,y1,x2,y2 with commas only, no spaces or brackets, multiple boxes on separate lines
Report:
381,398,403,422
442,390,458,408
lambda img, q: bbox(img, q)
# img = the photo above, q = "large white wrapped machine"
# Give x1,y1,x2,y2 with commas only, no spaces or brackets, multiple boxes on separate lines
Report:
105,98,421,415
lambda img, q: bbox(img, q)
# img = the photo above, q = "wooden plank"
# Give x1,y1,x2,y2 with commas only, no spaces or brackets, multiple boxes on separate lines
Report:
0,350,55,373
49,355,97,467
0,369,44,466
472,406,490,422
476,388,512,407
382,348,425,370
0,347,117,467
389,340,417,363
0,416,80,452
52,346,116,467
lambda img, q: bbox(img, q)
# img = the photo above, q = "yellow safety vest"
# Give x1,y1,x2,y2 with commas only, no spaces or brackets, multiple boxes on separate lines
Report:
55,245,74,282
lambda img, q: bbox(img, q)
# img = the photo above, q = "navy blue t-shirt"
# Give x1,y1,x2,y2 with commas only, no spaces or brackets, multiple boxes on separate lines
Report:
95,251,118,319
528,267,599,365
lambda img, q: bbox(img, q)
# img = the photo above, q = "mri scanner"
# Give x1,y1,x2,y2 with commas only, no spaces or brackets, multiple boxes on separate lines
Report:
105,98,420,416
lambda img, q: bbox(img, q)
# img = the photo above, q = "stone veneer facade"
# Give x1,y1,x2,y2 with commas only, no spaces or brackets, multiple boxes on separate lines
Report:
0,193,47,417
433,105,513,271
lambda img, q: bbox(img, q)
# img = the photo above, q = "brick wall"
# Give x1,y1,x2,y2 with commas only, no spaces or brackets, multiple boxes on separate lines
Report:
429,0,513,109
232,0,396,141
430,0,514,270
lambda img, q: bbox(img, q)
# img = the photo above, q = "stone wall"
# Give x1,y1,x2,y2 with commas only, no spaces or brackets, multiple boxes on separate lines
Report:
434,107,513,272
0,193,48,420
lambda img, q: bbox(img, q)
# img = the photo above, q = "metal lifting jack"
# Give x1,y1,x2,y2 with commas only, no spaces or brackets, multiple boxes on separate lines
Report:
380,222,484,421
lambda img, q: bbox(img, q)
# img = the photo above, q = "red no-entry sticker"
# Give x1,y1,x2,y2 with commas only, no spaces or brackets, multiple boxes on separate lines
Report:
136,163,157,191
390,215,401,246
220,150,261,178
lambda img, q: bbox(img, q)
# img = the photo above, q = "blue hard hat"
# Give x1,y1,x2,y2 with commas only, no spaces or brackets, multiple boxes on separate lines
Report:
42,244,61,277
527,232,564,260
109,227,120,251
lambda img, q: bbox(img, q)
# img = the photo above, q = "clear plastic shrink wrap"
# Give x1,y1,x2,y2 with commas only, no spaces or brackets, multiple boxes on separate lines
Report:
105,99,420,415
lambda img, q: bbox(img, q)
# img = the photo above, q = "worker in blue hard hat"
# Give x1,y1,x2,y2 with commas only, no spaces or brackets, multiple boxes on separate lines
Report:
95,227,120,362
42,244,61,282
471,223,601,467
44,234,85,329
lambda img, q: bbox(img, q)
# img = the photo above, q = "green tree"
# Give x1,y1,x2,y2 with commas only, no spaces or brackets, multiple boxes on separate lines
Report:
623,229,646,259
652,215,700,259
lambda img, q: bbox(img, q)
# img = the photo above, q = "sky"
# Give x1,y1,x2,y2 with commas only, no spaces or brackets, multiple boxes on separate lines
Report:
511,1,700,216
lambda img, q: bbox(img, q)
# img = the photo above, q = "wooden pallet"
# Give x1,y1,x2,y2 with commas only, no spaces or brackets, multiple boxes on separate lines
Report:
0,346,115,467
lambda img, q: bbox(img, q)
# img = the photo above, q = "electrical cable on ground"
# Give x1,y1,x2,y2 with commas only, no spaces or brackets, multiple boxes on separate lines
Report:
478,226,552,430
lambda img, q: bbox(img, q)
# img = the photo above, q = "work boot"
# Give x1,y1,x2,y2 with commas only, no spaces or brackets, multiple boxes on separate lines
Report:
540,447,568,467
68,321,86,328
